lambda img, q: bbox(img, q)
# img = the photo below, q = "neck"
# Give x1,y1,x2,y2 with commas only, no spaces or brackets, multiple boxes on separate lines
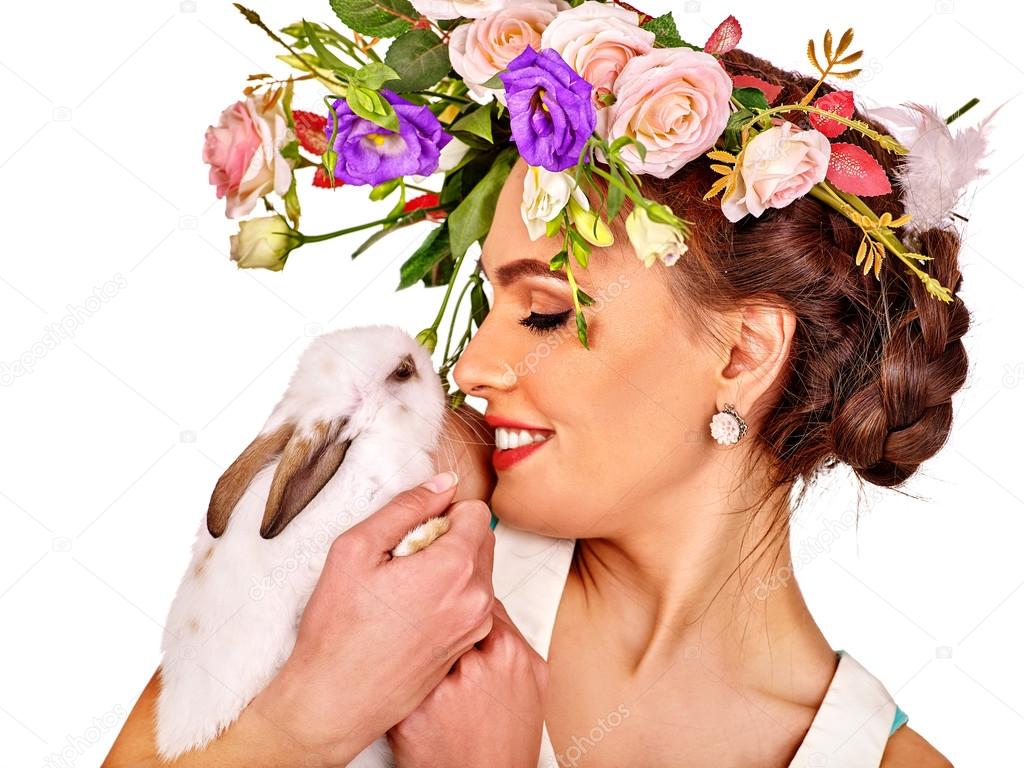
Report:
567,469,834,695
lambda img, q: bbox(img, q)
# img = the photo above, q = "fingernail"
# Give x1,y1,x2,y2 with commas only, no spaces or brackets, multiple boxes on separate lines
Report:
421,470,458,493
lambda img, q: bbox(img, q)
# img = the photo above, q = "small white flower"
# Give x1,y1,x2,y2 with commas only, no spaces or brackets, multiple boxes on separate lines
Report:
229,214,299,271
710,411,741,445
624,206,688,267
520,166,587,241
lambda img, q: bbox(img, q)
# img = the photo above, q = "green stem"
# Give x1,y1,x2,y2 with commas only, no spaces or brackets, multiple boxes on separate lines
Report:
946,97,979,125
428,245,467,338
743,103,908,153
806,182,932,284
408,90,474,105
299,206,444,243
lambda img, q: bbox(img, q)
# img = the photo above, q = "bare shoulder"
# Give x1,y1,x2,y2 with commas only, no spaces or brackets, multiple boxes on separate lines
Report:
879,726,954,767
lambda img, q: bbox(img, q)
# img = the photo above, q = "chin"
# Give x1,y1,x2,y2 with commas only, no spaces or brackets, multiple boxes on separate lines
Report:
490,483,575,540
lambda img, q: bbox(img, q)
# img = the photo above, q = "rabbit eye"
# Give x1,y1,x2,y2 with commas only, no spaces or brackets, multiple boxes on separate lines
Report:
389,354,417,382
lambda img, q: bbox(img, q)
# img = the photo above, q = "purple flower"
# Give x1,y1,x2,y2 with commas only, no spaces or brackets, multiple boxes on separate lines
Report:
324,89,452,186
499,46,596,172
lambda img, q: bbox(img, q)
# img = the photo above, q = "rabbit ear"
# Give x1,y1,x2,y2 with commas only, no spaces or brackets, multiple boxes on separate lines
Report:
207,422,295,538
260,417,353,540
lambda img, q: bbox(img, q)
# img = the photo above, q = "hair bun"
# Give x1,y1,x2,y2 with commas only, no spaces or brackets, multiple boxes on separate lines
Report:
829,227,970,487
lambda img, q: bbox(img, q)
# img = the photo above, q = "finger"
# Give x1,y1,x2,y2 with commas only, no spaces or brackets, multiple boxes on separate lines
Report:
348,471,460,549
438,498,494,553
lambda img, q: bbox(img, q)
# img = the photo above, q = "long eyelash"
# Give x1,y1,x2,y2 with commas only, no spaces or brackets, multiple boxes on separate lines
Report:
519,310,572,335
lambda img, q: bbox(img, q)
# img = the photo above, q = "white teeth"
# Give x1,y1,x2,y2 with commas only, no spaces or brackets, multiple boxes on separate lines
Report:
495,427,552,450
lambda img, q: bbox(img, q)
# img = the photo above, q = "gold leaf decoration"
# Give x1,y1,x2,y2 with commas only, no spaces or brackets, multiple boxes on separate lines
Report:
802,27,863,105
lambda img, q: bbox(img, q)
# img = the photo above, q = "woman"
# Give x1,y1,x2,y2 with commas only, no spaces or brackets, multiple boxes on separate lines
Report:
106,50,963,767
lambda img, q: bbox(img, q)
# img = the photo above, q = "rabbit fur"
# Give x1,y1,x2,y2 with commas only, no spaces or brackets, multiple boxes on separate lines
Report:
155,324,448,765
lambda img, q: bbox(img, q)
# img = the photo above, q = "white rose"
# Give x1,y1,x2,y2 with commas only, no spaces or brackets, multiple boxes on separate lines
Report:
449,0,567,99
540,0,655,135
229,214,299,271
521,166,587,241
624,206,688,268
410,0,511,20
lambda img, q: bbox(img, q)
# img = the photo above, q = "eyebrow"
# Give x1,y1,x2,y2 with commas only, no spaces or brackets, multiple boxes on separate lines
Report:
480,258,570,286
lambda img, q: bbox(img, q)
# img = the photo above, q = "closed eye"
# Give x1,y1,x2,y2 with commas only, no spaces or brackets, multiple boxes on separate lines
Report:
519,310,572,335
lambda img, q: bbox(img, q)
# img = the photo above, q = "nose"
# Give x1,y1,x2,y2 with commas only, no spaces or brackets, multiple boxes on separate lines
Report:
452,310,518,400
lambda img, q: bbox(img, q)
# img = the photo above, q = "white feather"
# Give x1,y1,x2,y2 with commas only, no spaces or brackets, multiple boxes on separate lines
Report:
856,94,1006,234
154,324,446,766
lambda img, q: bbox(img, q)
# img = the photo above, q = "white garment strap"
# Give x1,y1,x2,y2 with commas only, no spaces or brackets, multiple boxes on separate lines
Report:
786,651,897,768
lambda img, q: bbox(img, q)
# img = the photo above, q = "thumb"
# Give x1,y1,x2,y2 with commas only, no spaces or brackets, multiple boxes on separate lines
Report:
354,470,460,548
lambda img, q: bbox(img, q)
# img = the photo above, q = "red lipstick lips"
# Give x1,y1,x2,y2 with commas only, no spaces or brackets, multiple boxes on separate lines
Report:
484,414,554,471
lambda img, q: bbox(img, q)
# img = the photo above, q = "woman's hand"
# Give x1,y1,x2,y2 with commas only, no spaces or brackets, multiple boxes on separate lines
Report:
248,476,498,767
386,598,549,768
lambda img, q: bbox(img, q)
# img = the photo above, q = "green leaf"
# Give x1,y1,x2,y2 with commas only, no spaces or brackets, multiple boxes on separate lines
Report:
283,175,301,229
549,249,568,271
329,0,416,38
449,104,493,143
448,147,518,259
384,29,451,92
470,279,489,328
345,84,400,133
301,20,348,70
280,139,301,160
723,108,752,153
606,168,626,221
643,13,701,51
398,225,451,290
352,61,401,89
568,228,590,268
545,216,563,239
576,287,595,306
732,87,769,113
351,208,430,258
575,309,589,349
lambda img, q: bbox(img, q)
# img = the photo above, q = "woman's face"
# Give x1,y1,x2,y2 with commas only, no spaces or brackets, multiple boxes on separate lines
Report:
453,159,723,540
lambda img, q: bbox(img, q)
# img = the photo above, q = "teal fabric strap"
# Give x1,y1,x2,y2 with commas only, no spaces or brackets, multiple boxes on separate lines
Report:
489,510,499,531
890,705,909,735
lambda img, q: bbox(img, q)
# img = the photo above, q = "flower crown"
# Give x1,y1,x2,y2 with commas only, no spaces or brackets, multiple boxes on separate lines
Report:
208,1,997,406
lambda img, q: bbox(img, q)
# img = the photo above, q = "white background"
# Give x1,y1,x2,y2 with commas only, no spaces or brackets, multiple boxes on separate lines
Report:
1,1,1021,765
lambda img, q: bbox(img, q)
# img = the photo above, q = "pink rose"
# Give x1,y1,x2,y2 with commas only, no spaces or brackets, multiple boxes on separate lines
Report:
203,96,293,219
539,0,654,133
607,48,733,178
410,0,510,20
721,122,831,222
449,0,567,99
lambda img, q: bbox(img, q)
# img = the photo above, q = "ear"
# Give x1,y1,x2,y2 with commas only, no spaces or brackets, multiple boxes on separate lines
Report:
207,422,295,538
715,302,795,417
260,417,353,539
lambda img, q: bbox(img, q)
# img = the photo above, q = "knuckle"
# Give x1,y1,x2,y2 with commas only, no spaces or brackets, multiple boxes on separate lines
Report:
451,499,491,527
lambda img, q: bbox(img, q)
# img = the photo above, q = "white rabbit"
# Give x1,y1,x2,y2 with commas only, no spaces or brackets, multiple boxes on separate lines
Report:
155,324,451,766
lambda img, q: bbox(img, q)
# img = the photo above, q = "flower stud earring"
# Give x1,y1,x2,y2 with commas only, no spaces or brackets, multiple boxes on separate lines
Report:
710,403,748,445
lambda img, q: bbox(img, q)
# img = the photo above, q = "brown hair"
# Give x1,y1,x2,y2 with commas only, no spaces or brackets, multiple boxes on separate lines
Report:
637,48,971,515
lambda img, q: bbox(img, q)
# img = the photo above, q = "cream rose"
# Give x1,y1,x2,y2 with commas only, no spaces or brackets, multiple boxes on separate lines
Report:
410,0,511,20
539,0,654,134
229,214,299,271
449,0,566,99
607,48,733,179
624,206,688,268
521,166,584,240
720,122,831,222
203,96,293,219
